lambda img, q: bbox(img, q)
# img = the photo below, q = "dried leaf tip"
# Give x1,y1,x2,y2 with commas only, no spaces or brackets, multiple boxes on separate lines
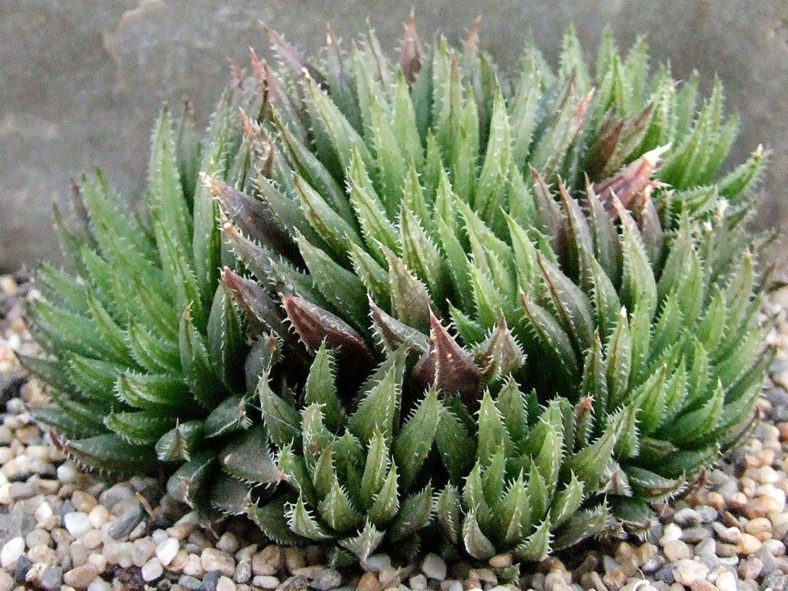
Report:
463,16,482,55
399,11,421,83
199,172,222,196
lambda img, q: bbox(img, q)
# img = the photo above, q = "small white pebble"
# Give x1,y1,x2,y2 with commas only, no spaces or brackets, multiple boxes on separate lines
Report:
216,575,237,591
88,505,109,530
64,512,92,538
252,575,280,589
141,557,164,582
156,537,180,567
34,502,53,523
87,577,112,591
716,570,737,591
0,536,25,569
659,522,682,544
57,462,79,484
151,529,168,544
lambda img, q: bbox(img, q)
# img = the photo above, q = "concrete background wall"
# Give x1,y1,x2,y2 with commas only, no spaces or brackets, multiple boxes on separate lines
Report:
1,1,785,272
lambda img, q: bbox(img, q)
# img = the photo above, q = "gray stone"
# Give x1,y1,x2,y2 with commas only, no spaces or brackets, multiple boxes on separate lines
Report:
108,504,145,540
202,569,222,591
12,553,32,582
39,565,63,591
760,571,788,591
654,563,675,584
179,575,203,591
673,508,701,527
0,1,786,272
681,526,712,543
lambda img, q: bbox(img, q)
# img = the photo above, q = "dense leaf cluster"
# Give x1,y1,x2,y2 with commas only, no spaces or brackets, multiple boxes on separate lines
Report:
28,18,772,563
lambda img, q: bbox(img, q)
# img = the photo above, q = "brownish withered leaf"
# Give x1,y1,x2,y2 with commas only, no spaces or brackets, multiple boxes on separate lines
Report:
399,11,422,83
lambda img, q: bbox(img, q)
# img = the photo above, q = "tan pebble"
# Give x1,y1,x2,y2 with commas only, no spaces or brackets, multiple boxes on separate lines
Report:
169,549,188,573
80,529,103,550
752,466,779,485
738,556,763,580
356,571,382,591
705,492,724,512
0,276,19,296
737,533,762,555
771,512,788,539
253,545,282,576
201,548,235,577
689,581,715,591
182,553,203,577
71,491,97,513
744,516,772,537
740,477,756,497
721,511,740,528
715,542,738,558
758,447,776,465
63,563,99,589
27,543,55,563
746,495,781,519
488,553,512,569
252,575,280,590
87,505,109,529
672,560,709,586
292,565,323,579
727,492,748,512
283,546,305,573
777,422,788,442
468,568,497,585
635,542,658,565
663,539,692,561
580,572,606,591
601,568,627,589
88,552,106,572
715,570,737,591
166,512,197,540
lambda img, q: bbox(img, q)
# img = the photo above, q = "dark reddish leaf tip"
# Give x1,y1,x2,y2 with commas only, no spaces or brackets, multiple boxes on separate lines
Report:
281,294,373,364
414,311,482,404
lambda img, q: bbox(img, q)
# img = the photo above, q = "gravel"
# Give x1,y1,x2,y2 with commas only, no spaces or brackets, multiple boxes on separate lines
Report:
1,276,788,590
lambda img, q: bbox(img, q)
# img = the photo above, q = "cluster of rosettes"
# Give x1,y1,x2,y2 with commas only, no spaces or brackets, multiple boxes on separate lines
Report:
27,16,772,565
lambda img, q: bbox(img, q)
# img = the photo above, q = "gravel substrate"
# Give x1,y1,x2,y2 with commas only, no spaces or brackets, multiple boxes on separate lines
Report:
1,272,787,591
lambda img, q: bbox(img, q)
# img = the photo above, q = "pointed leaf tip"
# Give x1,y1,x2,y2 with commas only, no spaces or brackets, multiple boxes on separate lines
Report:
399,11,421,83
414,311,482,404
281,294,373,364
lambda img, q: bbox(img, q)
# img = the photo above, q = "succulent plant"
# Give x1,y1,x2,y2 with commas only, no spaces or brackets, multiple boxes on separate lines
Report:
213,18,773,558
26,12,773,563
23,87,292,515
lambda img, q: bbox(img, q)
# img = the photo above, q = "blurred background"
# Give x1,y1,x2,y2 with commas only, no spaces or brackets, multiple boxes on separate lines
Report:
1,0,785,272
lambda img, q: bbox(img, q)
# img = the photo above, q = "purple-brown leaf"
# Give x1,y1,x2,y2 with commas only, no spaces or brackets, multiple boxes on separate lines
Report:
281,294,374,365
593,145,669,214
413,311,482,404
